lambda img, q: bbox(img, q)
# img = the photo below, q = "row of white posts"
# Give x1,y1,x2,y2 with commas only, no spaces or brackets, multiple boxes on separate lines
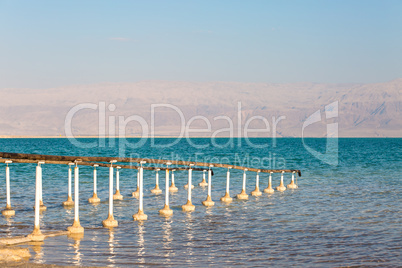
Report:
1,161,298,241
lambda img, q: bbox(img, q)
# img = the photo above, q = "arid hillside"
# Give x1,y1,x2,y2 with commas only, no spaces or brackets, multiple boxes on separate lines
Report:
0,79,401,137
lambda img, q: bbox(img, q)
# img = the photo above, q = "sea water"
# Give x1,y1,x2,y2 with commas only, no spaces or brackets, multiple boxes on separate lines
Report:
0,138,400,267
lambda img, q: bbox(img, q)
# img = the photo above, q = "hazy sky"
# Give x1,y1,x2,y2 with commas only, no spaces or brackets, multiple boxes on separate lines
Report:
1,0,401,89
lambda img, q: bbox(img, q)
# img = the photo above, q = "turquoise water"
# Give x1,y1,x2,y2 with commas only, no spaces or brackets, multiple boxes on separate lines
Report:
0,138,401,267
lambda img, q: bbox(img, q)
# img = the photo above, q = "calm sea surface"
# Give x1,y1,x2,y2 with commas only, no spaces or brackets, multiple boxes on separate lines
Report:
0,138,401,267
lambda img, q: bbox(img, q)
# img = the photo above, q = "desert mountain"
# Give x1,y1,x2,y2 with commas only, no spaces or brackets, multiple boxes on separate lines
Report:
0,79,400,137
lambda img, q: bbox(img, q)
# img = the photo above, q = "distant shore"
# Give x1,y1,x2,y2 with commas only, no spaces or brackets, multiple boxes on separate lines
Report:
0,136,400,139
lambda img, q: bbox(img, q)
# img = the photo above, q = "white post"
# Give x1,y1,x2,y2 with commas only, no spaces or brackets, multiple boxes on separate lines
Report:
68,165,72,199
137,169,139,190
34,165,41,229
102,160,118,227
108,166,113,217
88,164,100,204
94,166,98,194
134,161,148,220
113,166,123,200
5,162,11,208
67,162,84,233
199,170,208,186
159,162,173,216
220,167,233,203
132,168,140,198
28,162,45,241
139,164,144,212
221,167,233,203
287,171,298,189
169,169,178,192
237,169,249,199
182,164,195,211
165,169,169,206
116,168,120,192
268,172,272,185
242,169,247,192
208,167,212,197
251,170,262,196
39,165,42,204
226,168,230,195
184,166,194,190
202,165,215,206
2,160,15,216
63,163,75,206
264,171,275,193
276,171,286,192
256,172,259,187
188,167,192,203
38,162,46,210
74,165,79,223
156,169,159,186
151,168,162,194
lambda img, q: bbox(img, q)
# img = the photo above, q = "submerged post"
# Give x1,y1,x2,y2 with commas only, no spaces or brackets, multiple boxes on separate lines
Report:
264,172,275,194
63,163,75,207
169,169,178,192
2,160,15,216
221,167,233,203
276,171,286,192
199,170,208,187
202,165,215,207
287,171,298,189
237,169,249,200
132,168,140,198
184,166,194,190
159,162,173,216
28,162,46,241
38,163,46,211
68,162,84,234
113,166,123,200
251,170,262,197
134,161,148,221
182,164,195,212
88,164,100,204
103,160,118,227
150,168,162,194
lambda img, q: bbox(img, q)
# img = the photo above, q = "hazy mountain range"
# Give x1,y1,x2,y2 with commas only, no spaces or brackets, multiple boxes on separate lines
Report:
0,79,401,137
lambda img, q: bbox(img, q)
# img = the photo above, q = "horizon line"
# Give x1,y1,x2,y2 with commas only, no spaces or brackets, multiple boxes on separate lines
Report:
0,136,400,139
3,77,402,91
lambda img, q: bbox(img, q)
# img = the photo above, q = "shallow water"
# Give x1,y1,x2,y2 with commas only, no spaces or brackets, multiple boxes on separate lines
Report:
0,138,401,267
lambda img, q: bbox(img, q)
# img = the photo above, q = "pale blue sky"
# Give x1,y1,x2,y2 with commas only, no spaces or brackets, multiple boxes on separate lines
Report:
1,0,401,88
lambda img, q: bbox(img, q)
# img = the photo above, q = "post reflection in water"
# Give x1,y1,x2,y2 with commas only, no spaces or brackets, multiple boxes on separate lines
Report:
31,241,44,264
137,223,145,264
205,207,213,218
185,213,194,266
5,216,13,238
162,219,173,264
68,233,83,266
205,208,214,264
224,207,232,218
107,229,117,267
65,207,74,214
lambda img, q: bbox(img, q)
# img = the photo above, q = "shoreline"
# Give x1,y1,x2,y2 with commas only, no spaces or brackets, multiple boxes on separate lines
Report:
0,136,400,139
